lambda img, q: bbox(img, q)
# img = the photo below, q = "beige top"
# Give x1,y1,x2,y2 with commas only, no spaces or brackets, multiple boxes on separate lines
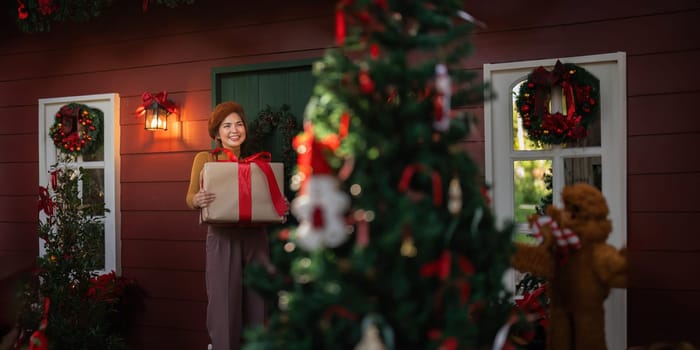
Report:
185,147,240,209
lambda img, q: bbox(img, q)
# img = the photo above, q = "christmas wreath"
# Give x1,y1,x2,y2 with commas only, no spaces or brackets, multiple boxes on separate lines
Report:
515,60,599,145
49,103,103,156
248,104,299,180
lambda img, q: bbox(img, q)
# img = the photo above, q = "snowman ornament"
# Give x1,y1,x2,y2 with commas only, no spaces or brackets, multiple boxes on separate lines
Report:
291,124,351,251
292,173,350,251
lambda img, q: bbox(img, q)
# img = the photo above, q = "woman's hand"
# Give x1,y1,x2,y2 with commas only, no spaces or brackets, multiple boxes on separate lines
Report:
194,189,216,209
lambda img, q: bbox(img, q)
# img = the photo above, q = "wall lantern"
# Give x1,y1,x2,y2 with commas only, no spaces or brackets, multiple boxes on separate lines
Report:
134,91,177,131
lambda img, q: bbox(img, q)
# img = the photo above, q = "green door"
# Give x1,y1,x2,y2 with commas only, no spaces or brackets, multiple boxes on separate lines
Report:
212,59,315,160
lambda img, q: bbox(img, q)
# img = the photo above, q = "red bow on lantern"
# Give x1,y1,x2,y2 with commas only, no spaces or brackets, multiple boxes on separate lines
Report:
133,91,177,117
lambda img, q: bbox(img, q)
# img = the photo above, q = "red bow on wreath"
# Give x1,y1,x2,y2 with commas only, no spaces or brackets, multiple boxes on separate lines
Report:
133,91,177,117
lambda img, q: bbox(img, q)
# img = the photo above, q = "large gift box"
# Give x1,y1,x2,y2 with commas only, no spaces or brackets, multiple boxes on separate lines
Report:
200,151,287,224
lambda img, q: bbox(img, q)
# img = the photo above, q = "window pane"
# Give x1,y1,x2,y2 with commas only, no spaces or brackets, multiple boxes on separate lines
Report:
513,159,552,224
82,141,104,161
512,81,545,151
82,168,105,216
564,156,602,190
513,160,552,247
81,168,106,270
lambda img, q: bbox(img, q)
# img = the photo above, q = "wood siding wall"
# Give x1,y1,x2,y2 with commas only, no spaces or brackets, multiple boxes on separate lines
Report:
465,1,700,346
0,0,698,348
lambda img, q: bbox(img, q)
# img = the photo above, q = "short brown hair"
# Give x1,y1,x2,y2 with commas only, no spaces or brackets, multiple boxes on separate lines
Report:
208,101,248,140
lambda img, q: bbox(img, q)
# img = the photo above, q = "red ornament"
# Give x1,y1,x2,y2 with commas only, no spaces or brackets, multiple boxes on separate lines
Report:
358,70,375,94
17,0,28,20
335,10,346,46
370,43,380,58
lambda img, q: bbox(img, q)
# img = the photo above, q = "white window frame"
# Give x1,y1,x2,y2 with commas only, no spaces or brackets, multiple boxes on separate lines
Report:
38,93,121,275
484,52,627,349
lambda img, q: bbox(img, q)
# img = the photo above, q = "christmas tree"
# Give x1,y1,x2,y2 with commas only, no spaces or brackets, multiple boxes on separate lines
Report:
244,1,515,349
14,154,139,350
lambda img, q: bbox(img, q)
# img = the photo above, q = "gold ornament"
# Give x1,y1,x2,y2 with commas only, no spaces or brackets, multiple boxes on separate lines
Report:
447,177,462,215
400,236,417,257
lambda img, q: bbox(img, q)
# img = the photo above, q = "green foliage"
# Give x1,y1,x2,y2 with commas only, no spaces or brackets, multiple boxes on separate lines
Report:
14,0,195,33
15,155,139,350
244,1,516,349
513,160,551,223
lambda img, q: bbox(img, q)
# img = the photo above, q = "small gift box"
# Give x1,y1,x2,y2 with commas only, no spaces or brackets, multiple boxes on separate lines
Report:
200,150,287,224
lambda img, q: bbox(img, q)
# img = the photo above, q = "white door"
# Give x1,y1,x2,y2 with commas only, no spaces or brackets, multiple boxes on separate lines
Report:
38,93,121,274
484,52,627,349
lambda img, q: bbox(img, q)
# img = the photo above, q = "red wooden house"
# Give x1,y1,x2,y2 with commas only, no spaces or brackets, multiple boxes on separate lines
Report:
0,1,698,349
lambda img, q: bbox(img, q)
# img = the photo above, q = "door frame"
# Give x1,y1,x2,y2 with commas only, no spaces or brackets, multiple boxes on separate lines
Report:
483,52,627,349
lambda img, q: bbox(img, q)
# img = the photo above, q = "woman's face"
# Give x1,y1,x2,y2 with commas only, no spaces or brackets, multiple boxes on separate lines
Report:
217,112,246,150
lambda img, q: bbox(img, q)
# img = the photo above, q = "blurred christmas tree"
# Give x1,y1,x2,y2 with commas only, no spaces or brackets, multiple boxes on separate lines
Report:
244,1,516,349
13,155,141,350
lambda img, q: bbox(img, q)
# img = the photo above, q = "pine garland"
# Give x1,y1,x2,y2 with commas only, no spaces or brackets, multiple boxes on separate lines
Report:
15,0,196,33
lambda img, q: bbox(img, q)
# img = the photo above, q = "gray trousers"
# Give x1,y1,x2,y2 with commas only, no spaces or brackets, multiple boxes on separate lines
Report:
206,225,268,350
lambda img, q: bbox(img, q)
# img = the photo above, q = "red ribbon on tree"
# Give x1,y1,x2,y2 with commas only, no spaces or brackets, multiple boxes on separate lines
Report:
398,164,443,206
211,148,288,222
133,91,177,117
421,250,475,306
322,304,358,322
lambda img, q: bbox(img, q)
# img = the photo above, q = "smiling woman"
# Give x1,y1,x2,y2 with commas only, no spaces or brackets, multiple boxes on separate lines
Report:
185,101,279,350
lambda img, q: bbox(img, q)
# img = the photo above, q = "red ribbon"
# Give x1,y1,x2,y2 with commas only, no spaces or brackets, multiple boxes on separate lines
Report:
515,284,549,324
398,164,443,206
335,10,346,46
211,149,287,222
529,61,580,132
420,250,474,281
38,186,54,217
17,0,28,20
322,304,358,321
133,91,177,117
50,169,60,190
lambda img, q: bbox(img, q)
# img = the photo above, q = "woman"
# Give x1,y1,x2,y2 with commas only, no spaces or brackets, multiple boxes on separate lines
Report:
185,101,268,350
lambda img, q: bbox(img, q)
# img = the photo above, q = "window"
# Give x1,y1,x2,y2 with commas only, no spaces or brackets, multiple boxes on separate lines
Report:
38,93,121,274
484,53,627,349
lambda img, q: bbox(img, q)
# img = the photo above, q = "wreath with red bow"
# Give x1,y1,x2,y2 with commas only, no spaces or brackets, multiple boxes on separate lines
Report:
515,61,599,145
49,103,103,156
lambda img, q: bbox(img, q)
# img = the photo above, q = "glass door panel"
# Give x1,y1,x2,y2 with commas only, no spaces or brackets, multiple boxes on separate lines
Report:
563,156,602,190
513,159,552,243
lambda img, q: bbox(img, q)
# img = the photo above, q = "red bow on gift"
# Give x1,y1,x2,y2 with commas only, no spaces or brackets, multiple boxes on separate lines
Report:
211,149,288,222
133,91,177,117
